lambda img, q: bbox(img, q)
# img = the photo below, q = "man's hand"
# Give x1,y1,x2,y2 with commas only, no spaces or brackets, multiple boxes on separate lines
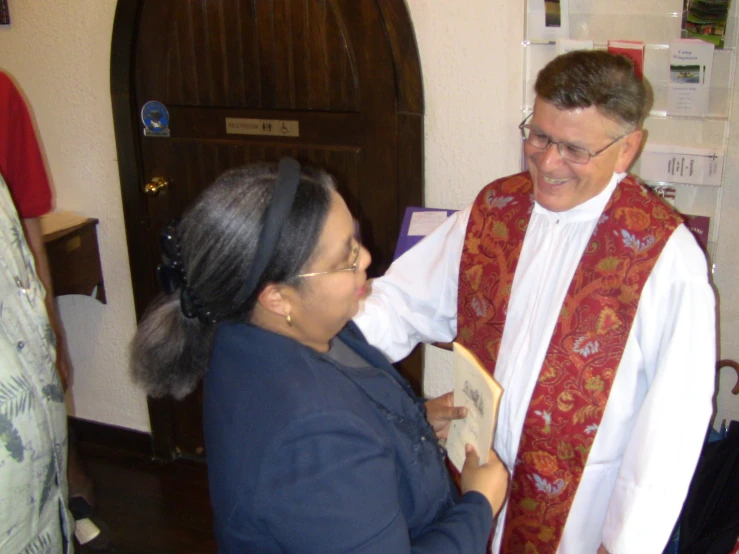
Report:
425,391,467,439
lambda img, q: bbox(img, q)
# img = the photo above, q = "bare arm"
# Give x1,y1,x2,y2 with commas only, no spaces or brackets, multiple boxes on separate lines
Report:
21,216,72,389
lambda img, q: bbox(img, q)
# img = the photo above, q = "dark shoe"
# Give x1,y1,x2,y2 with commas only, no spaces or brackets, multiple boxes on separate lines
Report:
69,495,94,520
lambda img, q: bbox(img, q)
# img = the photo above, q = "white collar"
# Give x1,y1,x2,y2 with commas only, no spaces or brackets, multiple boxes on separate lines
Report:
533,173,626,223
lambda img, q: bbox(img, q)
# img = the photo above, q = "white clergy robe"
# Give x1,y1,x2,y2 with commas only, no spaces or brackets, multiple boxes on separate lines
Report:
354,173,716,554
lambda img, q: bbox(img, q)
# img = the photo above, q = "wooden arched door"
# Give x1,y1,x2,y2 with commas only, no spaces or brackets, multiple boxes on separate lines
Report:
111,0,424,458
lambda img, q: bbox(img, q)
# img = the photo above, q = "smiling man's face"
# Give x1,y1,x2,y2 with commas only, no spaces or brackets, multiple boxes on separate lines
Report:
525,98,643,212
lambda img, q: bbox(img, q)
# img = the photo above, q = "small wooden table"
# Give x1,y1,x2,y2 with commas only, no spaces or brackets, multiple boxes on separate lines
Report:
43,218,106,303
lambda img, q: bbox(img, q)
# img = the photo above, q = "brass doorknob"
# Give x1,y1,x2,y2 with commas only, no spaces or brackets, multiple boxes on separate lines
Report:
144,177,171,197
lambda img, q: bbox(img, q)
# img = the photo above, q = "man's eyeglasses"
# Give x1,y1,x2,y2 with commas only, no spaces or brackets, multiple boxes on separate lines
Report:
518,113,627,165
296,221,362,279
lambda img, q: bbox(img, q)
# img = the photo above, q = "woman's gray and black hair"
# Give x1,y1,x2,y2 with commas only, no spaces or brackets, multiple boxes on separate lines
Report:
130,162,335,399
535,50,649,129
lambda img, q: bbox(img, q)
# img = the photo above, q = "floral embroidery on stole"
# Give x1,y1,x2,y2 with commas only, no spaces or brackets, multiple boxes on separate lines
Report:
457,172,683,553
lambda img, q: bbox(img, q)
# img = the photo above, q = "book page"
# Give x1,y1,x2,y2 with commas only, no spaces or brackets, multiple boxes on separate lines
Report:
446,343,503,472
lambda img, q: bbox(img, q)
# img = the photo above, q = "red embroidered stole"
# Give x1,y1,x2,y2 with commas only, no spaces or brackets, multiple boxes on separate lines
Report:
457,172,683,553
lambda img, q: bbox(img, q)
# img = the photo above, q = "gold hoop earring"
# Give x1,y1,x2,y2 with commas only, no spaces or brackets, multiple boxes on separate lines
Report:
285,311,292,326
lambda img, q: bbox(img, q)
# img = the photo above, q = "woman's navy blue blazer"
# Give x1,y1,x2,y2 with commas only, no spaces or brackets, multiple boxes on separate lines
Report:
203,320,493,553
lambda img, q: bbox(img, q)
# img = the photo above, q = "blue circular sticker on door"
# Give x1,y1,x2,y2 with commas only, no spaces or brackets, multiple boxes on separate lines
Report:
141,100,170,137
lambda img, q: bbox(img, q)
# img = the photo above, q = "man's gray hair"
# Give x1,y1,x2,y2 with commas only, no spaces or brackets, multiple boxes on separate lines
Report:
535,50,649,129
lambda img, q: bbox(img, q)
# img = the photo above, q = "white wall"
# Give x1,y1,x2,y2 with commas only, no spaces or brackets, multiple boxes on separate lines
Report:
713,55,739,427
0,0,149,431
406,0,526,396
0,0,736,432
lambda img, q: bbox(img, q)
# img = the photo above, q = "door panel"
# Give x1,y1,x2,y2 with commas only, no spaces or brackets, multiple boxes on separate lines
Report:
136,0,397,273
144,141,362,246
140,0,360,111
114,0,423,457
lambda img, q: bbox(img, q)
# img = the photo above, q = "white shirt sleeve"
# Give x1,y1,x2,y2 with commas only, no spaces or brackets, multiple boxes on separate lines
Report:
601,225,717,554
353,207,471,362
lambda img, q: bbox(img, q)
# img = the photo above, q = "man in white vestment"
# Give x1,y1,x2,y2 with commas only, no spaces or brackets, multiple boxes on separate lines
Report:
354,50,716,554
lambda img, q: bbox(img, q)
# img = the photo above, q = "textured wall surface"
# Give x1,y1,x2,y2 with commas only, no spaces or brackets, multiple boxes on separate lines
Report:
0,0,736,432
713,54,739,427
0,0,149,431
405,0,526,399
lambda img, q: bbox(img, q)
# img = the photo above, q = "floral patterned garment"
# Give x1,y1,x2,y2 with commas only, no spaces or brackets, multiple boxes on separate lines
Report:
458,172,683,553
0,173,72,553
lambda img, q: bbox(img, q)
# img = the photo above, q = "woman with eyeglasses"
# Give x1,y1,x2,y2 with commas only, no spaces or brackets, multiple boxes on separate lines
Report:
130,159,509,553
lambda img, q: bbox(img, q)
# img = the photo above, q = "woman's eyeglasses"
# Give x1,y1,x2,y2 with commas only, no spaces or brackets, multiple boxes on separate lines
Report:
296,221,361,279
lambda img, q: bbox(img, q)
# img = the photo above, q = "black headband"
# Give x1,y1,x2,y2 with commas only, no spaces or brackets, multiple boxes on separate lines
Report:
234,157,301,305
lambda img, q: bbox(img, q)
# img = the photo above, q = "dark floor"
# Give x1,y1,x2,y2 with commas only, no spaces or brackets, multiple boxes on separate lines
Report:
76,443,217,554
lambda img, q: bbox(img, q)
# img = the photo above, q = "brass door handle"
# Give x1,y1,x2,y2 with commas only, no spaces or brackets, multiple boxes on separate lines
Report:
144,177,171,197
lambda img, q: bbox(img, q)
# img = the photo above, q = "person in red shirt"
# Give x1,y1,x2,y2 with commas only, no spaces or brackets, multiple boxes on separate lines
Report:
0,70,109,550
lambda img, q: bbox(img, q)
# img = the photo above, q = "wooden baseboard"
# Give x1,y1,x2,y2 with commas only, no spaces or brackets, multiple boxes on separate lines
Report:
68,416,153,457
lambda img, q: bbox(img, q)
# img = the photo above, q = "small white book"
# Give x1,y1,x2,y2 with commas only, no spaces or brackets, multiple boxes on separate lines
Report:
668,39,714,116
446,343,503,472
638,143,723,186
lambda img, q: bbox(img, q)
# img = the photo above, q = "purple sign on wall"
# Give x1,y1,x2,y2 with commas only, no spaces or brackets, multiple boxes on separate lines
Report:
394,206,457,261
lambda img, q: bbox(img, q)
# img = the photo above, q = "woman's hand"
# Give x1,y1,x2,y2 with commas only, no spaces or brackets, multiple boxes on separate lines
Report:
424,392,467,439
461,445,510,517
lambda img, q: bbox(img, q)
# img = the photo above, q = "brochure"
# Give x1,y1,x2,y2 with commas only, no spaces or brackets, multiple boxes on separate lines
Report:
682,0,733,49
446,343,503,472
668,38,714,116
638,143,723,186
527,0,570,41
